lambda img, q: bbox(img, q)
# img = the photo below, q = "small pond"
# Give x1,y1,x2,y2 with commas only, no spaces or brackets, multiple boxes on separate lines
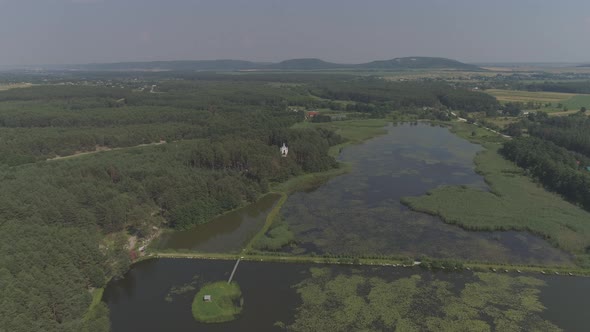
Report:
153,193,281,252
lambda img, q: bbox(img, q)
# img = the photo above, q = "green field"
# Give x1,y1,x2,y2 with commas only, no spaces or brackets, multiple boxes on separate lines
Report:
192,281,243,323
485,89,590,113
563,94,590,109
0,83,33,91
485,89,576,103
403,123,590,260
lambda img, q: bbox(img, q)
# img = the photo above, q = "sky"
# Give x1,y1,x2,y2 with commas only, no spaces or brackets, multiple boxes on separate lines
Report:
1,0,589,65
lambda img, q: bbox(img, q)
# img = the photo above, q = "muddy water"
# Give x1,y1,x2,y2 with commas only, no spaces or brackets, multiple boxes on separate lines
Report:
153,193,281,253
103,259,590,332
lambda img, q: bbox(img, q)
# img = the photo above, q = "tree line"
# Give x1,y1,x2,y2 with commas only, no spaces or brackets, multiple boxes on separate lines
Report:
507,112,590,158
501,136,590,211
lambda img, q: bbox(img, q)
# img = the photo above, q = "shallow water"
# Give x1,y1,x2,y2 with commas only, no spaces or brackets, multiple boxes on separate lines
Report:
153,193,281,252
280,123,571,264
103,259,590,332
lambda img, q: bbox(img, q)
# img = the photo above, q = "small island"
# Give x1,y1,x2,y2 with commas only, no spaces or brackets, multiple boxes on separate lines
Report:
192,281,243,323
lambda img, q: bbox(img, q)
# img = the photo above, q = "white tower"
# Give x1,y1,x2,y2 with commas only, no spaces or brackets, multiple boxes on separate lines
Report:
280,143,288,157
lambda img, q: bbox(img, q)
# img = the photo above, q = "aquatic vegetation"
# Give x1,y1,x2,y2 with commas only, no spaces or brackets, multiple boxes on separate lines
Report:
283,268,561,332
252,220,295,251
192,281,243,323
403,144,590,255
164,275,200,302
278,124,570,265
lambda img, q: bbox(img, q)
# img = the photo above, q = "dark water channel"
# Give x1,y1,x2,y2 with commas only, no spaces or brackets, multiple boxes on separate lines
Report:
103,259,590,332
280,123,571,265
153,193,281,252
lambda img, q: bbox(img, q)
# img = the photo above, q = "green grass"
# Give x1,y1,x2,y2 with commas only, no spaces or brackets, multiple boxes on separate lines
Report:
485,89,576,103
244,192,288,252
271,163,352,194
484,88,590,114
293,118,389,157
437,120,506,144
563,94,590,109
251,220,295,251
192,281,243,323
403,127,590,255
151,250,590,276
483,116,520,129
83,288,104,321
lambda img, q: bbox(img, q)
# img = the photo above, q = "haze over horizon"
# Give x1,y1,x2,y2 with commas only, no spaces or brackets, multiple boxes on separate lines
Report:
1,0,589,66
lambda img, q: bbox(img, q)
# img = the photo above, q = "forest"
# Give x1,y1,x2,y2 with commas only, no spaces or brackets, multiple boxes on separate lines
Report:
0,73,500,331
501,112,590,212
521,113,590,157
523,81,590,94
309,79,498,114
500,136,590,211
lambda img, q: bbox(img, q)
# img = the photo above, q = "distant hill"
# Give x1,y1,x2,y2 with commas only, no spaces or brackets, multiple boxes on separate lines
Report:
577,64,590,67
41,57,483,71
359,57,482,71
66,60,267,71
264,58,346,70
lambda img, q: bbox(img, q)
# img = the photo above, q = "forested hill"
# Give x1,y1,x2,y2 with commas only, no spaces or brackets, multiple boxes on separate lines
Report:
65,60,268,71
359,57,482,70
40,57,483,72
265,58,345,70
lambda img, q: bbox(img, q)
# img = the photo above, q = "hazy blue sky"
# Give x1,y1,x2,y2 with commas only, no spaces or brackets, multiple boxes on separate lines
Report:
1,0,589,65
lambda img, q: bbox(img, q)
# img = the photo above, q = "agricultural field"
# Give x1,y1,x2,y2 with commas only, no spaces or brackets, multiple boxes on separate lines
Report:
0,83,32,90
485,89,590,113
485,89,576,104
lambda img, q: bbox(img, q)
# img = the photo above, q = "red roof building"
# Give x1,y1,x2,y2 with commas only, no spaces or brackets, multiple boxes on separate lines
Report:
306,111,320,119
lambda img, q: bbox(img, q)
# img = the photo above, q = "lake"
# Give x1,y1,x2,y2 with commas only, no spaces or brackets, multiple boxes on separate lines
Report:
279,123,570,264
104,258,590,332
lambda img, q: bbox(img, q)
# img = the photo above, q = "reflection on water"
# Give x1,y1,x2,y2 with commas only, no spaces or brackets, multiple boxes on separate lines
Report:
281,123,571,264
154,193,281,252
103,259,589,332
104,259,303,332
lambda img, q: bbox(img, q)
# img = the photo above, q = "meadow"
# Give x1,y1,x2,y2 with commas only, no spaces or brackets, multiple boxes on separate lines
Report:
485,89,577,103
192,281,243,323
292,118,390,156
0,83,32,91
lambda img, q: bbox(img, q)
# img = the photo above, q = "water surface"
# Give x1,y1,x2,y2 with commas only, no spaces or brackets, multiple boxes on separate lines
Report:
104,258,589,332
154,193,280,252
280,123,570,264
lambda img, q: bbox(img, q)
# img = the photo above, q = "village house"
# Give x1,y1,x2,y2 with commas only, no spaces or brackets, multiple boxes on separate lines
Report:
305,111,320,119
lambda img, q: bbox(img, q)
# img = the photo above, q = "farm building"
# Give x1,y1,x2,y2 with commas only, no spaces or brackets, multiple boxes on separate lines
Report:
305,111,320,119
